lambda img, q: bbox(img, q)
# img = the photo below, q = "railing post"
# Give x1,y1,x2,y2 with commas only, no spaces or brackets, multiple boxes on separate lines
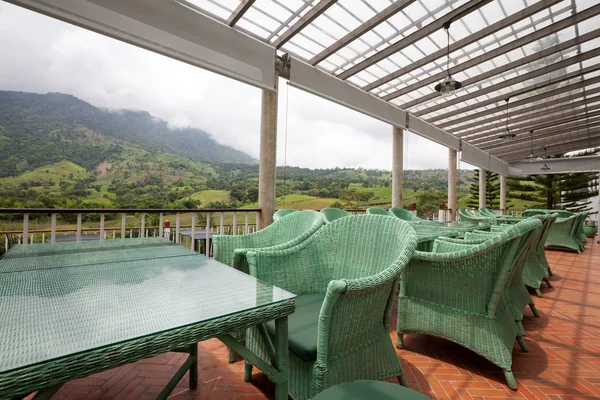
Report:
23,213,29,245
100,213,105,241
121,213,126,239
219,212,224,235
244,212,249,234
4,235,8,251
176,213,181,244
233,212,237,236
76,213,82,242
51,213,57,244
255,211,260,231
191,213,196,251
140,213,146,238
205,212,211,256
159,213,164,238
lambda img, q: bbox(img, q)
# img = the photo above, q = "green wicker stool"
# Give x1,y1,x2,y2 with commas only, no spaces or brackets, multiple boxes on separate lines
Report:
311,380,431,400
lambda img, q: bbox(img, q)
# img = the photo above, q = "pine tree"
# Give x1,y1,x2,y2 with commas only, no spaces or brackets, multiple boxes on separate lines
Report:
467,169,501,209
507,149,599,211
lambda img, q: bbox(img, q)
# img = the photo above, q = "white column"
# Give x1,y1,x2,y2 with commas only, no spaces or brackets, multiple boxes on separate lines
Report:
448,149,458,221
500,175,507,215
22,213,29,245
258,61,282,229
392,126,404,208
479,168,487,209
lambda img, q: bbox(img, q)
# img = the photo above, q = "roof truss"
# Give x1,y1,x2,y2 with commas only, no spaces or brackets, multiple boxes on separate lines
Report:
227,0,255,27
336,0,492,80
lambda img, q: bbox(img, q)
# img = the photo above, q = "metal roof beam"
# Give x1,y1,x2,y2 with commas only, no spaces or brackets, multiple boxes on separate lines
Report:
371,5,570,98
451,85,600,135
464,101,600,144
272,0,337,49
394,24,599,106
489,119,600,158
365,0,561,93
477,111,600,149
417,49,600,119
227,0,255,27
437,76,600,130
336,0,492,81
308,0,416,65
502,132,600,162
509,155,600,175
427,62,600,124
456,93,600,138
400,3,600,111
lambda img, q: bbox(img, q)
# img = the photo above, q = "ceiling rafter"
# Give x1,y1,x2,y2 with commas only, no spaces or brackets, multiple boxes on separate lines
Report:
474,108,600,147
364,0,560,93
271,0,337,49
399,3,600,111
226,0,255,27
336,0,492,81
500,128,600,161
426,61,600,124
390,25,599,107
485,119,600,157
415,48,600,118
437,76,600,130
450,85,600,134
457,93,600,139
371,5,570,98
308,0,416,65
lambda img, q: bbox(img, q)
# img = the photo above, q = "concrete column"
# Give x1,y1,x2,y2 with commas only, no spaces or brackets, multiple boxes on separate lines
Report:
448,149,458,221
500,175,507,215
392,126,404,208
258,60,282,228
479,168,487,209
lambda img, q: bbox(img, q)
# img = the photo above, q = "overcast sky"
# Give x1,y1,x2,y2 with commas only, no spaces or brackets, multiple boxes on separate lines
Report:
0,2,466,171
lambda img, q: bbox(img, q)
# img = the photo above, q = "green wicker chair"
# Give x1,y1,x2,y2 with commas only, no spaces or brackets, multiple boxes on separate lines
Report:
214,210,326,270
523,209,572,218
524,214,557,296
479,208,498,217
388,207,422,222
273,209,298,221
460,222,542,336
365,207,389,216
241,215,418,399
458,209,495,225
397,218,541,390
320,208,351,223
545,212,586,253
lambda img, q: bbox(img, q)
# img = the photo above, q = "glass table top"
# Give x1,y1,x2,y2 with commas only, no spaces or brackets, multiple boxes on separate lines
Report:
0,244,196,273
4,237,176,259
0,254,295,373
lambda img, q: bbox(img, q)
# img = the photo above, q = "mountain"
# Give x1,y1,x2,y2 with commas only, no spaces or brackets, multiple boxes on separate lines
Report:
0,91,255,177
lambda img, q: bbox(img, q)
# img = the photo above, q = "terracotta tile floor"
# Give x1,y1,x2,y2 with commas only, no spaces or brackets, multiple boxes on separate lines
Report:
32,240,600,399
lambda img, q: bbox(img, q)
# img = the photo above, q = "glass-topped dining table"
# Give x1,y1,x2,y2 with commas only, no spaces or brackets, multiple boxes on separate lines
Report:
0,238,295,400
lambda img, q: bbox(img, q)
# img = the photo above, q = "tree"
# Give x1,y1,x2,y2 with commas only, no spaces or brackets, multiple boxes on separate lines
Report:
467,169,500,209
508,149,599,211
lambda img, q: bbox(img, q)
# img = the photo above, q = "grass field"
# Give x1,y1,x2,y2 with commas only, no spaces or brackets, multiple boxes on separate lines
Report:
189,190,230,205
0,161,90,188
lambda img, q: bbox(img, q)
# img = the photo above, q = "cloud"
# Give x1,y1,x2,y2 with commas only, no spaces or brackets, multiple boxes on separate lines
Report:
0,2,455,170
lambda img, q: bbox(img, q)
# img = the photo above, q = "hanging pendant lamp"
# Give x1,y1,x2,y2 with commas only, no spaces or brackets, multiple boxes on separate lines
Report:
434,22,462,97
528,130,535,159
498,98,516,141
541,146,551,171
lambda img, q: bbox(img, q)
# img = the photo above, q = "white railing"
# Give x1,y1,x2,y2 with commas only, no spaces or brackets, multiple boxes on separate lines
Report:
0,208,261,257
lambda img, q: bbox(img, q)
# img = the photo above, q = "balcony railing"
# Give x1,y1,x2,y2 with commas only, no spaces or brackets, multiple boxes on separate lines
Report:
0,208,261,256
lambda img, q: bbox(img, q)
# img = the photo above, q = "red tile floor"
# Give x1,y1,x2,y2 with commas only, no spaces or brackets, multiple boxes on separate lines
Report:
30,240,600,399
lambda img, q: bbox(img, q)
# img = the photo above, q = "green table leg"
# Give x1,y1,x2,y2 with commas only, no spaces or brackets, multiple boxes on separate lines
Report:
189,343,198,390
273,316,289,400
